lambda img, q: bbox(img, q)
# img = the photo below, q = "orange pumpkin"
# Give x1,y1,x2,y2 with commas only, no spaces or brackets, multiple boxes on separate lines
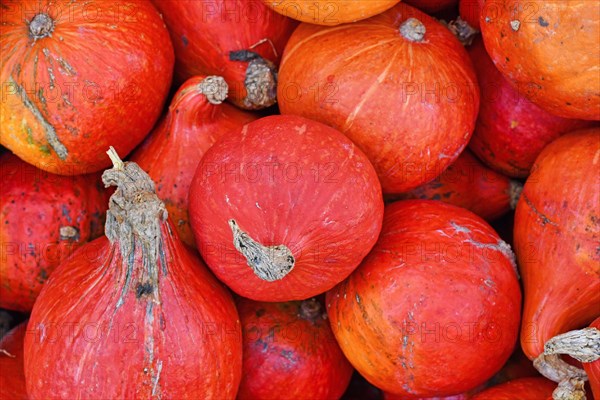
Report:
262,1,401,26
480,0,600,120
514,128,600,362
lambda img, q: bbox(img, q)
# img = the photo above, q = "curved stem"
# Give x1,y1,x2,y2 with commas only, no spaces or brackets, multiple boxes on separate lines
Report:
229,219,294,282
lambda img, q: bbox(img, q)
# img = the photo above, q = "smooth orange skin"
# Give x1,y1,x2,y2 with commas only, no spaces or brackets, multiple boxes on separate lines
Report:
262,1,401,26
327,200,521,397
480,0,600,120
236,298,353,400
189,115,384,302
394,150,516,221
152,0,298,109
584,317,600,399
0,322,28,400
278,2,479,193
0,0,174,175
467,37,595,178
0,153,107,312
514,128,600,360
404,0,457,14
470,377,554,399
25,224,242,399
129,76,257,247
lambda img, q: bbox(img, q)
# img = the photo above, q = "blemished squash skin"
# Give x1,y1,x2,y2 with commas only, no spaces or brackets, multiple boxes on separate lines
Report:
514,128,600,361
0,0,174,175
0,153,108,312
327,200,521,397
236,298,353,400
278,2,480,194
480,0,600,120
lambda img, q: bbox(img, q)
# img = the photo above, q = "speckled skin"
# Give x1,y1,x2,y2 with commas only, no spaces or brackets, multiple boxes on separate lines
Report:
396,149,516,221
585,317,600,398
0,153,107,312
236,298,353,400
130,76,257,247
514,128,600,360
327,200,521,397
0,322,28,400
480,0,600,120
467,37,595,178
0,0,174,175
278,2,480,193
470,377,554,399
24,226,242,399
152,0,298,109
189,115,384,301
263,1,401,26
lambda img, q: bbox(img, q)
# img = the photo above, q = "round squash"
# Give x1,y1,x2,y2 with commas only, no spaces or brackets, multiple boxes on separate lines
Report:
189,115,384,301
327,200,521,397
480,0,600,120
278,2,480,193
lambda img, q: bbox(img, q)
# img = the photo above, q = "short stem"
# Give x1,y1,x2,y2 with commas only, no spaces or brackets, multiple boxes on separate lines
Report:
29,13,54,39
442,16,479,46
400,18,426,42
509,180,523,210
229,219,294,282
299,298,322,322
198,76,228,105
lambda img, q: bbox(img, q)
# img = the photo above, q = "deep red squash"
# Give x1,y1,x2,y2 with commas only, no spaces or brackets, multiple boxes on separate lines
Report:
467,37,595,178
459,0,483,30
0,321,28,400
391,149,522,221
237,297,353,400
24,150,242,399
129,75,258,247
480,0,600,120
327,200,521,397
513,128,600,390
188,115,384,301
278,2,479,193
0,153,107,312
262,1,401,25
404,0,458,14
0,0,174,175
152,0,298,110
470,377,555,400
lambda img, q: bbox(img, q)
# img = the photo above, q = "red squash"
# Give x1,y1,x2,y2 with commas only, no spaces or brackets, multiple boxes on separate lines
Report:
514,128,600,364
237,297,353,400
327,200,521,397
467,37,595,178
392,149,522,221
262,1,401,25
0,322,28,400
0,0,174,175
152,0,298,110
470,377,555,399
0,153,107,312
189,115,384,301
24,150,242,399
278,2,479,193
129,75,258,247
459,0,482,30
480,0,600,120
384,392,469,400
404,0,458,14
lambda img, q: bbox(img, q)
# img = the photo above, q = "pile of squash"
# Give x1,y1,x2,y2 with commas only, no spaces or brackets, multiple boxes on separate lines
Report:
1,0,598,399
